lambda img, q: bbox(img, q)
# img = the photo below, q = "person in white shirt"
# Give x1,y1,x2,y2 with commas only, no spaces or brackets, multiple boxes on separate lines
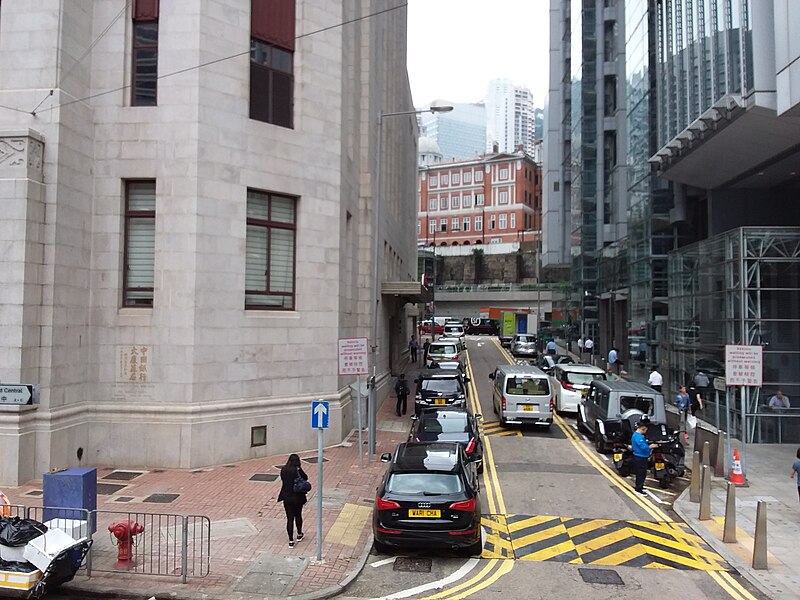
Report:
584,337,594,364
769,390,790,410
648,367,663,392
577,336,584,358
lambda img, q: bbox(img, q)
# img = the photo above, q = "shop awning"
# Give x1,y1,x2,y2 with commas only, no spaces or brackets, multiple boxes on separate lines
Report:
381,281,432,304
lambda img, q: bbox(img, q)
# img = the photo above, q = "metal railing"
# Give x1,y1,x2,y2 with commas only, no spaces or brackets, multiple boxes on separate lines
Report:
12,506,210,584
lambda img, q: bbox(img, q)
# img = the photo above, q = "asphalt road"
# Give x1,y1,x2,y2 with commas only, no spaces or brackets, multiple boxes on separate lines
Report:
341,335,765,600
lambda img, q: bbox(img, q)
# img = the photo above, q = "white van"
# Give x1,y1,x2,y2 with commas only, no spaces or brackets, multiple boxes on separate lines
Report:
551,364,607,413
489,364,553,429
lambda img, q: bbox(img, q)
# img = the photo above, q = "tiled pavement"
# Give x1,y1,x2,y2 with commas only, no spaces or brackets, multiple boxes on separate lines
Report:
2,365,424,600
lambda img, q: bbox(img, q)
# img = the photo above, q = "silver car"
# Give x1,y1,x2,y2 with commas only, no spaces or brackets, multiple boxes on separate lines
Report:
510,334,537,357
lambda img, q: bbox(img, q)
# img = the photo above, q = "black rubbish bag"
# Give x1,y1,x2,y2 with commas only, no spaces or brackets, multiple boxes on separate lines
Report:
0,516,47,547
0,558,39,573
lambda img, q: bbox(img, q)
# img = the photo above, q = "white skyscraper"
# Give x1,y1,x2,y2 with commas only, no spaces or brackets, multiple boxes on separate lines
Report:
485,79,536,155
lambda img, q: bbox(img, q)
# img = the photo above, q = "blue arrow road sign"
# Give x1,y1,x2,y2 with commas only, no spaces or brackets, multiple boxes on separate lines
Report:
312,400,329,429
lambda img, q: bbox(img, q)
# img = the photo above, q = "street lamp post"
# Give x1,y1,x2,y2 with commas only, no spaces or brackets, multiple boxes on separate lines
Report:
368,103,453,459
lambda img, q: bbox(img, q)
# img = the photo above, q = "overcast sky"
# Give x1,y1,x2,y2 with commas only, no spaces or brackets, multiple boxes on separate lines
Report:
406,0,549,108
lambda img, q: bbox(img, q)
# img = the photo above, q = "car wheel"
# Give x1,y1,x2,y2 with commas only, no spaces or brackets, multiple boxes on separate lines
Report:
477,461,484,474
617,466,631,477
595,430,606,454
576,407,586,433
373,539,392,555
464,538,483,557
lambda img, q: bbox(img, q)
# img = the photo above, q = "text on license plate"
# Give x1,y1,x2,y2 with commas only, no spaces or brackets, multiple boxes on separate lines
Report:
613,453,622,461
409,509,441,518
522,405,536,411
655,462,665,470
435,398,447,405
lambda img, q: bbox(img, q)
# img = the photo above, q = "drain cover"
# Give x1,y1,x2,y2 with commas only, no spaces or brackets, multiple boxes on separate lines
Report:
578,568,624,585
97,483,127,495
103,471,144,481
143,493,180,504
249,473,279,482
394,557,432,573
302,456,329,464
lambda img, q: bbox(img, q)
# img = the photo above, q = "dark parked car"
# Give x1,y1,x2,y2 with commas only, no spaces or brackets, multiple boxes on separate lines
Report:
373,442,482,555
414,369,470,414
409,408,483,473
465,318,499,335
537,354,574,374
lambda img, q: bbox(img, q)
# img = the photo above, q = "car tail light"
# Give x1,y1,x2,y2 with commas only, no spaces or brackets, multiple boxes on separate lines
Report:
562,381,575,390
449,498,476,512
550,397,554,411
375,526,402,535
465,438,476,454
448,528,478,536
501,396,507,411
653,453,663,460
375,496,401,511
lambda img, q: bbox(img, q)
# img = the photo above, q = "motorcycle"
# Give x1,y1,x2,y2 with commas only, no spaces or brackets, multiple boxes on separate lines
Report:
612,423,685,489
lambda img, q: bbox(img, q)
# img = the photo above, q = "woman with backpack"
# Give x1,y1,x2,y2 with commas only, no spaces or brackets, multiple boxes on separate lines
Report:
278,453,310,547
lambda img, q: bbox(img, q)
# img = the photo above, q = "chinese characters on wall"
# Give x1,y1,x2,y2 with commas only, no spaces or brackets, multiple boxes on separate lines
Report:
117,345,152,383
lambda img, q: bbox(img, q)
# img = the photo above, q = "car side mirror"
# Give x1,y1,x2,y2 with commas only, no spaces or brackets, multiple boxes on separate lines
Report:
380,453,392,462
474,413,482,420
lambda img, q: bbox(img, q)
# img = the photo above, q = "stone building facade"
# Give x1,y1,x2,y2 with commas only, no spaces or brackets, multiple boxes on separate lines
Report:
0,1,419,485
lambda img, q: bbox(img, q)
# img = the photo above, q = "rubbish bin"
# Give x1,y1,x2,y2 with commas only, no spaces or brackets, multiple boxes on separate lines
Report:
43,468,97,534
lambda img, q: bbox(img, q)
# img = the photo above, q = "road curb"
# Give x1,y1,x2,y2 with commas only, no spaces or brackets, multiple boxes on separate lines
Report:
673,483,776,600
289,534,374,600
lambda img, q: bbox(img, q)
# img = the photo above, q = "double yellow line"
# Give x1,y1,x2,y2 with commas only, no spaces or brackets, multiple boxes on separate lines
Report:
419,352,512,600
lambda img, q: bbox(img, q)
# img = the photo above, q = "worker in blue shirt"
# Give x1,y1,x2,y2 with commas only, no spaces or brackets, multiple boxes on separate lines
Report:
546,339,557,355
632,419,658,497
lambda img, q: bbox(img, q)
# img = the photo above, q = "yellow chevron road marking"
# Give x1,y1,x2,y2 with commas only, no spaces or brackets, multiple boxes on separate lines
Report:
507,514,558,533
564,518,616,537
513,523,569,550
573,527,633,554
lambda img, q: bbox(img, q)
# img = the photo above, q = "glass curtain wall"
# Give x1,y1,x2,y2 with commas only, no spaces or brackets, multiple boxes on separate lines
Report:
570,0,599,339
669,228,800,444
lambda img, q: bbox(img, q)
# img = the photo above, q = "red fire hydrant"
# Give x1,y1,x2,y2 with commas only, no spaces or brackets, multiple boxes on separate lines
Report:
108,520,144,569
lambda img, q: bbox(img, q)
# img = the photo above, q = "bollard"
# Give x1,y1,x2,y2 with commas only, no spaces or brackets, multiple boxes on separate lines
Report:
723,482,736,543
699,465,712,521
701,440,711,469
689,450,701,503
752,500,768,570
714,431,726,477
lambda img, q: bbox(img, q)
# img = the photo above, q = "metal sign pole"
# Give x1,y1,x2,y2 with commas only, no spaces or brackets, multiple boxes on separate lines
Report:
316,425,323,562
740,385,747,480
356,375,363,469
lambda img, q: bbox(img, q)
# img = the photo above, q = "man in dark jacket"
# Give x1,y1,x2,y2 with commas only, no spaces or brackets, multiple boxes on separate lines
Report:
278,453,309,547
394,373,409,416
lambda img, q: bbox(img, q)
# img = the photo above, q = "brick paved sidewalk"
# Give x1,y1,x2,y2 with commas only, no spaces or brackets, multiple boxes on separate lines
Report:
2,367,423,599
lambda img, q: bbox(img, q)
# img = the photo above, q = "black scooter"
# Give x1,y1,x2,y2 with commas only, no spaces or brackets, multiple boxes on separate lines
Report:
612,423,685,489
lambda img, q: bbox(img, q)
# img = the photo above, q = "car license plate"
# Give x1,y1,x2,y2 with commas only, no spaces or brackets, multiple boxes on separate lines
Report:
581,390,589,397
655,462,665,470
613,453,622,461
522,405,536,412
435,398,446,405
408,509,440,518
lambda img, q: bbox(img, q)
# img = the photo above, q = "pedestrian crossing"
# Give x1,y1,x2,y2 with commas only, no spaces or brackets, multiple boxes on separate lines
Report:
481,514,729,571
481,421,522,438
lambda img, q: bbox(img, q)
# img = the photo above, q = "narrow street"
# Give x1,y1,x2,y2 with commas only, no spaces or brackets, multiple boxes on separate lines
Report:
342,337,765,600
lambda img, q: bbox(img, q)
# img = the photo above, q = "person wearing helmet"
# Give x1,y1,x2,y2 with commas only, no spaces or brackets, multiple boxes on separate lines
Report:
632,420,658,497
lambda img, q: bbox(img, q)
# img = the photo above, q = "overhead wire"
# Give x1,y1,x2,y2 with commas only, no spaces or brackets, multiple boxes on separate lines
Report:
30,1,132,115
27,2,408,116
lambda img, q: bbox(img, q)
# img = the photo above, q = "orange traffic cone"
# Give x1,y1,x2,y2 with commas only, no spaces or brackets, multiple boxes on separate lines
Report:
729,448,746,486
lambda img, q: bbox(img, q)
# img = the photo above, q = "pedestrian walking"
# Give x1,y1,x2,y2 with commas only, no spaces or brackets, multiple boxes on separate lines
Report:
688,386,704,416
409,335,419,364
607,347,619,374
693,371,710,389
422,338,431,367
394,373,409,416
577,336,584,359
584,337,594,365
676,385,691,440
546,339,557,355
648,367,663,393
791,448,800,502
278,454,309,548
632,419,658,496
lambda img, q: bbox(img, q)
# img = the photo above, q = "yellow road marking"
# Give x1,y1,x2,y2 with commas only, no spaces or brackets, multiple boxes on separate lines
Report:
506,514,558,533
717,572,760,600
438,558,515,600
629,527,726,563
512,523,568,549
421,559,500,600
520,539,579,562
564,518,616,537
573,527,633,554
644,561,674,569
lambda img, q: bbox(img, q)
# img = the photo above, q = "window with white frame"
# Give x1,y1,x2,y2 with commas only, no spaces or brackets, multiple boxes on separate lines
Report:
452,172,460,184
451,194,460,209
498,190,509,204
451,217,459,231
463,217,471,231
429,198,437,211
490,215,496,229
429,220,436,234
441,174,449,185
463,171,472,183
430,175,438,187
499,214,507,229
510,213,516,229
463,194,472,207
476,193,485,206
439,196,448,210
499,168,509,180
417,221,421,235
439,218,447,232
475,170,483,182
490,237,502,244
475,216,483,230
245,189,297,310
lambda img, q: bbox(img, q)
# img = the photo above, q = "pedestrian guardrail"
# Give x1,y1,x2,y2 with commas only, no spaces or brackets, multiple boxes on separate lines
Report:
17,506,211,584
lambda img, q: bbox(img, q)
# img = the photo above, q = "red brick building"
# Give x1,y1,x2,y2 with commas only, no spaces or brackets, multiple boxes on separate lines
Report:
417,149,542,247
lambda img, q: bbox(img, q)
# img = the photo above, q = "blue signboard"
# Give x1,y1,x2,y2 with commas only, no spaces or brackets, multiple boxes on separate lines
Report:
312,400,329,429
